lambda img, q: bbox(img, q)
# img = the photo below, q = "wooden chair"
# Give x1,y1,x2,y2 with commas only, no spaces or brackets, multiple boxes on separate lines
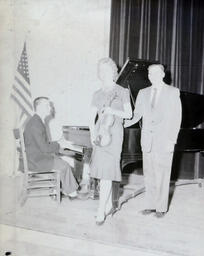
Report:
18,128,61,205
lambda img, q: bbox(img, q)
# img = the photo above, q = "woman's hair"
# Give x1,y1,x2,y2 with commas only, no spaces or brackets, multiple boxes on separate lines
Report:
97,57,118,81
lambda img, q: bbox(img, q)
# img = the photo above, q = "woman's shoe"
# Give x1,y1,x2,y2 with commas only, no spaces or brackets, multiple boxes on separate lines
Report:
96,219,105,226
96,213,106,226
105,207,117,217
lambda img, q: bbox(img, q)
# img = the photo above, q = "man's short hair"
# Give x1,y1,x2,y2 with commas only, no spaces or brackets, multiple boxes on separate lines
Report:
33,97,49,111
148,64,165,73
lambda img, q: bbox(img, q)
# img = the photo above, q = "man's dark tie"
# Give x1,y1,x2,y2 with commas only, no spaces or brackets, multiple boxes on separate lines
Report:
151,88,157,109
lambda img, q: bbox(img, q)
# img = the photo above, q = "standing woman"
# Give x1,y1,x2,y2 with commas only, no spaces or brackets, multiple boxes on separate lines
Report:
89,58,132,225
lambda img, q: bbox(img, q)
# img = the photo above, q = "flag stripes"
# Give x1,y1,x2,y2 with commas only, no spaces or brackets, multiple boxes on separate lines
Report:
10,94,32,117
15,75,32,97
12,83,33,110
10,42,33,127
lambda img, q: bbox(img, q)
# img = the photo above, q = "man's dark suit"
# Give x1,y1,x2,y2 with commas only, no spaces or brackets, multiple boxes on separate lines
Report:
24,114,59,171
24,114,78,194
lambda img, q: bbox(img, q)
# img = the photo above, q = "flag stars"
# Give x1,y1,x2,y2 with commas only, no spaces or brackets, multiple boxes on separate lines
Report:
17,43,30,84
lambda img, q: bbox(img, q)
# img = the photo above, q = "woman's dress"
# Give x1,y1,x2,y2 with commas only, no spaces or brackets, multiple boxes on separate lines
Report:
90,85,130,182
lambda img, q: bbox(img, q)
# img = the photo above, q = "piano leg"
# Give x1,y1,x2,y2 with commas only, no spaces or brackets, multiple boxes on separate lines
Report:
89,178,99,199
174,152,203,187
194,152,202,187
112,181,120,209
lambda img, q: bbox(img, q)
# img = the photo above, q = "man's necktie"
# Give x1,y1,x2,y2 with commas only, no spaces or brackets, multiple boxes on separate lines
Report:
151,88,157,109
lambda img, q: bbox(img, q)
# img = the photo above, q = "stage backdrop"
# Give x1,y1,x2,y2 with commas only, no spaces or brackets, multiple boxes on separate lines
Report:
109,0,204,179
109,0,204,94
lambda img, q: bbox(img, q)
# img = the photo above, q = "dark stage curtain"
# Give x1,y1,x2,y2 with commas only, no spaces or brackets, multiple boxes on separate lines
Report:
109,0,204,94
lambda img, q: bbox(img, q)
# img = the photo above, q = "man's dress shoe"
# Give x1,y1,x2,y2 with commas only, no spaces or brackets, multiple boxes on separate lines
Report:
68,195,78,200
155,212,166,218
78,193,89,200
141,209,156,215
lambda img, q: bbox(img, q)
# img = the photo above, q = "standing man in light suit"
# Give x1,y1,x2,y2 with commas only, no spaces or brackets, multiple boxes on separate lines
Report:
125,64,182,218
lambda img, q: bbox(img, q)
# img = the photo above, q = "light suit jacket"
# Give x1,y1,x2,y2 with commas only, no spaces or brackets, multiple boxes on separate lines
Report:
126,84,182,153
24,114,60,171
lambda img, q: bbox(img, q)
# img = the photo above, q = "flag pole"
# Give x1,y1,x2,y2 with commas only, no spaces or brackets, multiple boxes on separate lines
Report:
10,40,33,177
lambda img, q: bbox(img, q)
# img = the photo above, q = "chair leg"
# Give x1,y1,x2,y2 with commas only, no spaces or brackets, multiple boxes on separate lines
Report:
20,174,28,206
56,172,61,204
20,188,28,206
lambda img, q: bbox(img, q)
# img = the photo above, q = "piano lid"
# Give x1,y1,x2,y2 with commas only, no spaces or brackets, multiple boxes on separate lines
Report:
117,58,159,101
116,58,204,128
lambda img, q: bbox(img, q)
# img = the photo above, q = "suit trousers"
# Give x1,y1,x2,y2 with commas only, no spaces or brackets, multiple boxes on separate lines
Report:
143,148,173,212
53,157,79,195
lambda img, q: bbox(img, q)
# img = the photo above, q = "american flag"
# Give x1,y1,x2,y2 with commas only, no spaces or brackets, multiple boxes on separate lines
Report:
11,42,33,127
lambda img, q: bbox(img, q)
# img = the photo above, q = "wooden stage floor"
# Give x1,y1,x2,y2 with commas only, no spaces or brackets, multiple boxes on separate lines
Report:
0,173,204,256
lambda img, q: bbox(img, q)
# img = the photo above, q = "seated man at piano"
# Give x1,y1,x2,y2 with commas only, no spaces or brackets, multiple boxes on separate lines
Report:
24,96,79,199
125,64,182,218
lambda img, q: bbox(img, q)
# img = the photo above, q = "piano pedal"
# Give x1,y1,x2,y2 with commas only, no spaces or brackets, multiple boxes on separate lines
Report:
89,189,99,200
196,178,203,188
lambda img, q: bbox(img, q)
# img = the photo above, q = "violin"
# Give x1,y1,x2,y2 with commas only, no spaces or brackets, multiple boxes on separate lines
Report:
94,93,117,147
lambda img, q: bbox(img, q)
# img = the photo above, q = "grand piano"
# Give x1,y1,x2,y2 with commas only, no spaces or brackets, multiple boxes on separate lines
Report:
62,58,204,195
117,58,204,181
